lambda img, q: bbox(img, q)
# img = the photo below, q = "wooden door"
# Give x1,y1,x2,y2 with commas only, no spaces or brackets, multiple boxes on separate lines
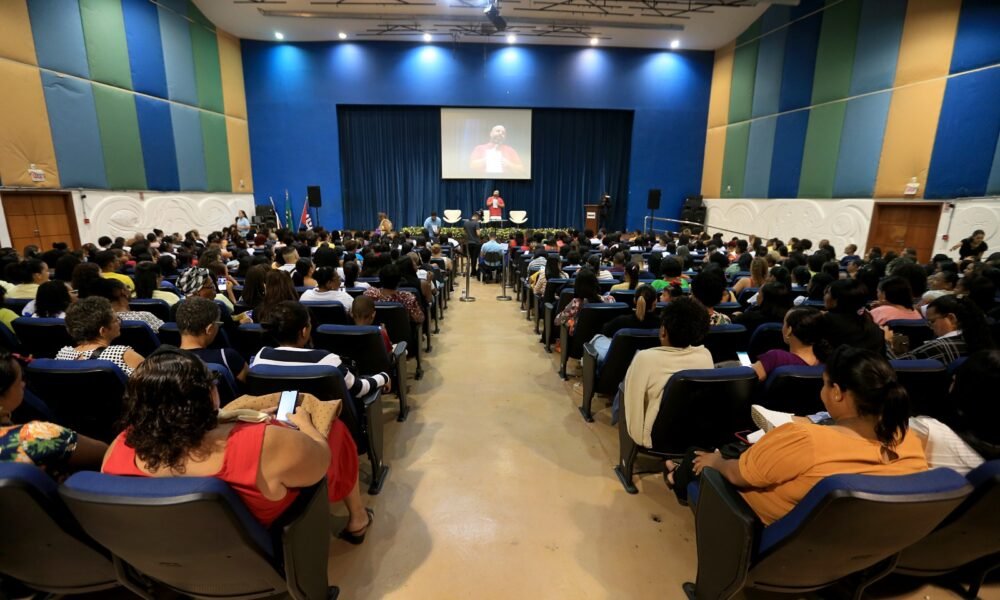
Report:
1,192,79,252
866,202,942,263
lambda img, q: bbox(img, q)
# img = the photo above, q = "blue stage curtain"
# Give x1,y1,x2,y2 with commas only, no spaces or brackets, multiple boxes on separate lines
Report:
337,106,632,231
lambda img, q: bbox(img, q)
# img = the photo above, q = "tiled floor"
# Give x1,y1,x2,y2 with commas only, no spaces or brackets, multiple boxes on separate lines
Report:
328,279,999,600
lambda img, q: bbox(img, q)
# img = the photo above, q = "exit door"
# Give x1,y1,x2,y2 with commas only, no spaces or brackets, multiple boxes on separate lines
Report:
1,192,80,252
865,202,942,264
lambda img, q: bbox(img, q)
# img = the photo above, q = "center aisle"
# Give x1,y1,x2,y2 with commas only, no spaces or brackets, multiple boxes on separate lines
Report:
327,278,696,599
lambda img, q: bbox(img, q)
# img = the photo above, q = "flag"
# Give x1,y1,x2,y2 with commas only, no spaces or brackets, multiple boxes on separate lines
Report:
284,189,293,231
300,197,313,230
268,196,282,229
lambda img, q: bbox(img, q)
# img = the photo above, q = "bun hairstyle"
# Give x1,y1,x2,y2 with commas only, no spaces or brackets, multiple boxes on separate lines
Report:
634,284,658,322
825,346,910,448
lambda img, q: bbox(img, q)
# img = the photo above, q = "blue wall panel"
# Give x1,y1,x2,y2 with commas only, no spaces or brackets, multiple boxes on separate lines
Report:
751,26,787,118
926,68,1000,198
789,0,826,21
121,0,168,98
768,110,809,198
950,0,1000,74
833,91,891,197
170,104,207,190
40,72,107,188
27,0,90,78
135,96,179,191
987,133,1000,196
242,41,714,229
157,5,198,106
848,0,906,96
778,11,822,112
760,6,790,36
743,117,777,198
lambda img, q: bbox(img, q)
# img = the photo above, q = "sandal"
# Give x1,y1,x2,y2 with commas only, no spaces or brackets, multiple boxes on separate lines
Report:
338,508,374,545
662,460,679,490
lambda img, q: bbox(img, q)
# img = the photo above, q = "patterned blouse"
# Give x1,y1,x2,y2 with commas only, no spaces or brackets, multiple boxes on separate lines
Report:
362,288,425,323
117,310,164,331
0,421,78,479
55,345,136,376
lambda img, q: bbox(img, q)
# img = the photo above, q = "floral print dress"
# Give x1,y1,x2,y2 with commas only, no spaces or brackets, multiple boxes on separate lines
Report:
0,421,78,479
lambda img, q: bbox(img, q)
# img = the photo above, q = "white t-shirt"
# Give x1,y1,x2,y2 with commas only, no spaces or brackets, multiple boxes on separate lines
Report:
910,416,984,475
299,288,354,313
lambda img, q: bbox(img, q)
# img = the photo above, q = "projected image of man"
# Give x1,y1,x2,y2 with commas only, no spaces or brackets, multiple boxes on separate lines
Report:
469,125,525,175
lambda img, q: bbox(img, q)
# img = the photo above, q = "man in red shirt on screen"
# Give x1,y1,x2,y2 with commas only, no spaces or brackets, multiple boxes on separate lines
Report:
469,125,525,175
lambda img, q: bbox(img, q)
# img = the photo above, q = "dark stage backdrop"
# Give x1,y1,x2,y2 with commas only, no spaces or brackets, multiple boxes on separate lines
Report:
337,106,632,231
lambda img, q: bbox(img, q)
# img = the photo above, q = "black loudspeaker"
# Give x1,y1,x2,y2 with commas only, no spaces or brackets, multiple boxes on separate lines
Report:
647,189,661,211
307,186,322,208
255,204,275,219
682,195,704,211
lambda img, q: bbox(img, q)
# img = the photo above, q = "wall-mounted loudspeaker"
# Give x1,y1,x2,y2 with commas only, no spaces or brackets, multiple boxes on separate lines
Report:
307,186,322,208
647,189,661,211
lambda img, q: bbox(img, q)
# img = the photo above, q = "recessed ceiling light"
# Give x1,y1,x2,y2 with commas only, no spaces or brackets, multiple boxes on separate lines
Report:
338,32,347,40
274,32,284,40
590,37,599,46
506,33,517,44
423,32,432,42
670,39,680,49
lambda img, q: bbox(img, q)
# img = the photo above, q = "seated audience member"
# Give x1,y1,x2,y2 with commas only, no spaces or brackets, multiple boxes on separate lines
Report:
750,307,825,381
254,270,300,324
621,297,714,447
205,261,239,312
8,258,50,299
102,349,374,540
919,269,958,306
818,279,884,354
363,263,425,323
429,244,453,275
351,296,392,353
840,244,861,267
590,284,660,365
554,269,613,335
95,250,135,293
56,297,144,376
585,254,614,281
274,246,299,273
71,262,103,298
794,273,833,306
176,297,248,384
671,347,927,523
734,282,793,337
532,256,567,296
869,276,922,326
299,267,354,313
610,263,641,292
0,351,107,478
526,248,548,273
94,278,164,331
240,264,269,311
254,301,390,398
292,258,318,288
886,294,993,365
343,260,368,290
690,269,732,325
732,257,768,297
133,260,179,306
173,267,250,334
651,257,690,295
24,280,74,318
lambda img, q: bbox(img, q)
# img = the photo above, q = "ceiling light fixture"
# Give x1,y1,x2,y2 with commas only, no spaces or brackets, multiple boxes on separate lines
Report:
423,32,433,42
274,32,284,40
506,33,516,43
670,39,680,49
483,0,507,32
338,32,347,40
590,37,599,46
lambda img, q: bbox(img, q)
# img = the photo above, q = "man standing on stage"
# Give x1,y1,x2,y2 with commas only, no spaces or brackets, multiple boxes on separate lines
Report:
463,212,483,277
423,211,443,241
468,125,525,175
485,190,505,226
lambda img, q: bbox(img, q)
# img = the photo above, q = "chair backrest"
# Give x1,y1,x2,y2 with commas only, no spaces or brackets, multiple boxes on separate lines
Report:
886,319,935,349
301,301,350,327
374,302,414,346
482,251,503,265
751,469,971,590
443,209,462,223
702,324,748,363
12,317,74,359
24,359,128,443
313,325,392,375
60,473,292,598
234,323,274,361
128,299,171,322
4,298,31,314
206,362,239,407
0,321,19,352
158,322,232,350
113,320,160,356
747,322,788,362
762,365,825,415
889,359,949,420
541,278,571,303
568,303,631,358
595,328,660,395
713,302,742,317
736,288,758,307
0,463,116,594
650,367,758,452
896,460,1000,576
610,289,636,307
509,210,527,223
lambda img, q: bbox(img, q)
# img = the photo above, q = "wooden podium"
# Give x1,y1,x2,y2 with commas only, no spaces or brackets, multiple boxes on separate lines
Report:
584,204,600,233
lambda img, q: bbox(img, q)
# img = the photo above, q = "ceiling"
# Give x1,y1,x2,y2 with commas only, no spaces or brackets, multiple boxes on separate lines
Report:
192,0,791,50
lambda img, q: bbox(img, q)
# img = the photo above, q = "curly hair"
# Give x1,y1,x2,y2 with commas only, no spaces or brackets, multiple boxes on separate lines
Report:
121,349,219,473
660,296,710,348
65,296,116,342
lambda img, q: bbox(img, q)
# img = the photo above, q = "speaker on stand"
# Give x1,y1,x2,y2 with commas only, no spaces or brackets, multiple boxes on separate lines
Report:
646,189,661,234
679,195,705,234
307,185,322,228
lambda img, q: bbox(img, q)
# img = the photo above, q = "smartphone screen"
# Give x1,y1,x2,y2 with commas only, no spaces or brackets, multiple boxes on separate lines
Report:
737,352,752,367
217,276,227,291
277,390,298,427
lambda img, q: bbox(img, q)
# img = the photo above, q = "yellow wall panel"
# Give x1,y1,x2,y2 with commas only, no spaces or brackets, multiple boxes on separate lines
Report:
0,61,59,187
218,30,247,120
874,79,946,198
894,0,961,86
701,126,726,197
0,0,38,65
226,116,253,193
707,42,735,129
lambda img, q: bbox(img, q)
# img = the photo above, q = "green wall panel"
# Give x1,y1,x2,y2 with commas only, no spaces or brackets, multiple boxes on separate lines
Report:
811,0,862,104
798,101,847,197
79,0,133,90
729,41,759,123
721,121,751,198
201,112,231,192
93,84,147,189
736,17,762,45
190,22,224,113
188,1,215,30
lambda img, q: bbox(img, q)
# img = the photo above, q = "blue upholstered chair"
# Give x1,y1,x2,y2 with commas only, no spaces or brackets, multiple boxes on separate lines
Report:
128,299,171,322
889,359,949,421
113,320,160,356
760,365,825,415
374,301,423,380
747,322,787,362
206,362,240,407
702,324,748,363
301,301,350,327
558,302,631,379
12,317,73,358
579,328,659,422
60,473,336,599
886,318,935,350
24,359,128,443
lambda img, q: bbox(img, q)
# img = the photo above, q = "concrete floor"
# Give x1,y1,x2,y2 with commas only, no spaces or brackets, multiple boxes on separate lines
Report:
328,278,999,600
